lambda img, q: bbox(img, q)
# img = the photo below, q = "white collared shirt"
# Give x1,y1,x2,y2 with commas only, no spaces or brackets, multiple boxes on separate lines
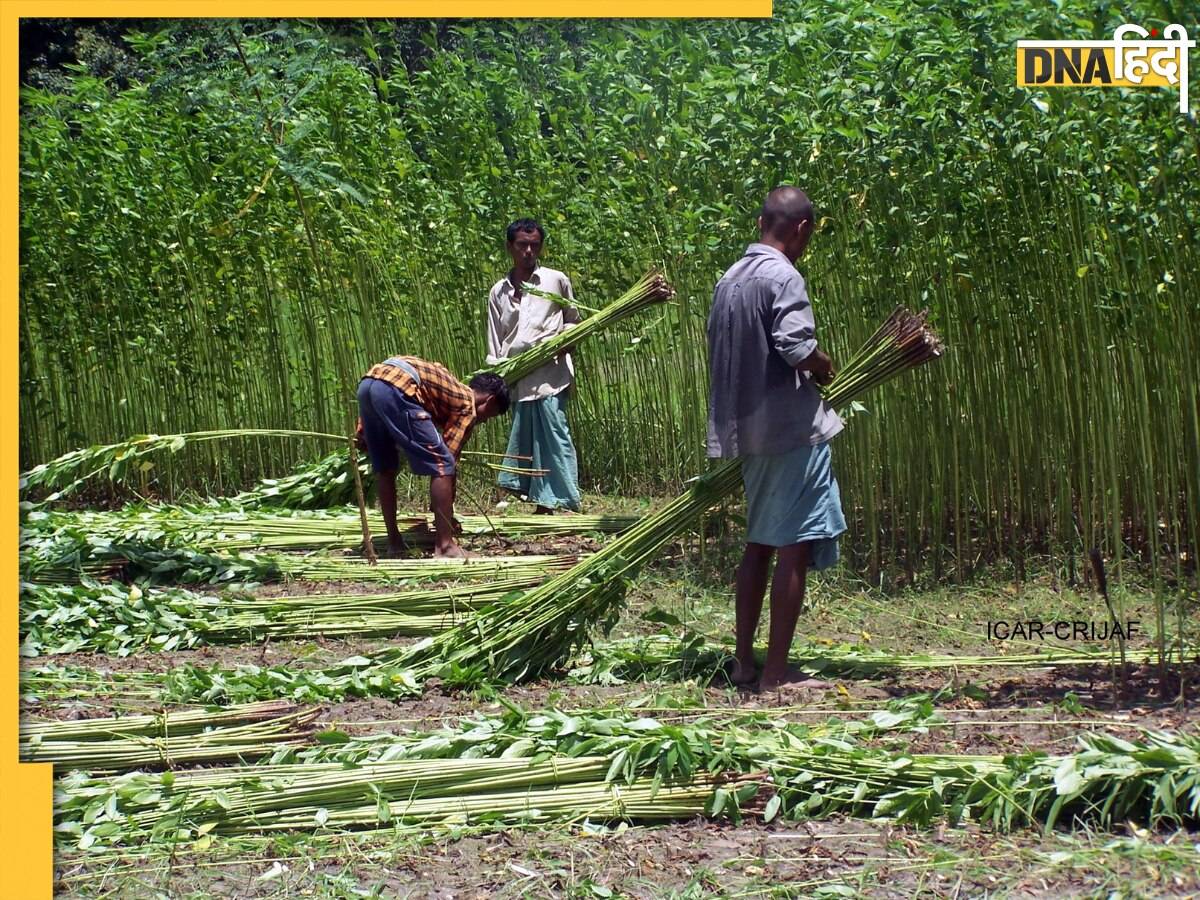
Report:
486,265,581,402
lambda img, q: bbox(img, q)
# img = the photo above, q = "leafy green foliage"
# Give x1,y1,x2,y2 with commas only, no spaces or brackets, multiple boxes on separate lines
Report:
19,580,229,656
48,699,935,849
774,730,1200,832
18,500,606,583
18,13,1198,571
232,451,367,509
19,430,343,502
20,577,542,654
47,699,1199,850
18,509,283,584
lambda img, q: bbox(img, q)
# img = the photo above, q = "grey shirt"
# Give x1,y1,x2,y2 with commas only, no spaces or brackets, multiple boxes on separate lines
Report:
706,243,843,458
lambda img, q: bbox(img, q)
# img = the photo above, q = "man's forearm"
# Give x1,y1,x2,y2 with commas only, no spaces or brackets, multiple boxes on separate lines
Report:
793,347,825,371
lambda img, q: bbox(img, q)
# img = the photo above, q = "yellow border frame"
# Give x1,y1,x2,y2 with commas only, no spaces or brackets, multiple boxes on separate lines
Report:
3,9,52,898
4,1,772,17
2,2,769,896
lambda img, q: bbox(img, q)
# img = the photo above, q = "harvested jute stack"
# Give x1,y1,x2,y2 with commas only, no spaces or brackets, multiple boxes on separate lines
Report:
21,700,318,770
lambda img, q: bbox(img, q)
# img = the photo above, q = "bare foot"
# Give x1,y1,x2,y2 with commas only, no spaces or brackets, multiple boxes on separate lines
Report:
433,542,470,560
385,539,408,559
724,658,759,687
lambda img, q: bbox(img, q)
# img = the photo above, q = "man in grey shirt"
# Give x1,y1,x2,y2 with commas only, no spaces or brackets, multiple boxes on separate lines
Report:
707,186,847,692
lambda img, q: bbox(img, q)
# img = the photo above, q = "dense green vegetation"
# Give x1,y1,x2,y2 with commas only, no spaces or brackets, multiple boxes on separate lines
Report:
19,6,1198,577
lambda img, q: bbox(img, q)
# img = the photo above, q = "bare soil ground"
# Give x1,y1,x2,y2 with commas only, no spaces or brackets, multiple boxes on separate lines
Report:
52,817,1200,898
21,505,1200,898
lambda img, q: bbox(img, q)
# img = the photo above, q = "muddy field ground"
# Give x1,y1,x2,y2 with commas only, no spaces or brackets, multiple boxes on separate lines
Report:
21,504,1200,898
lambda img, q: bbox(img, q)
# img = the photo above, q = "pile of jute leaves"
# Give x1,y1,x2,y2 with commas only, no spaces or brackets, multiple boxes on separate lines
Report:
52,702,1199,850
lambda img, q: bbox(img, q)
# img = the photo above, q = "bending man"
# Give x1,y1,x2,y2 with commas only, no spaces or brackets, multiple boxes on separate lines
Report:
357,355,510,558
706,186,847,692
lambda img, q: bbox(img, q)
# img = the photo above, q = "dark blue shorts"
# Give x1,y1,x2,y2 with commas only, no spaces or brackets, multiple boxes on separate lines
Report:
356,378,457,476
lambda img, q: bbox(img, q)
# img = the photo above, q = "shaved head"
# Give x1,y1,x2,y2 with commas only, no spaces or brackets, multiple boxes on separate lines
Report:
759,186,814,241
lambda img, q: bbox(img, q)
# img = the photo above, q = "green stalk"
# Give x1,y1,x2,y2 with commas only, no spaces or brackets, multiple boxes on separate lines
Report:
21,429,345,501
478,270,675,385
22,701,317,771
21,578,543,655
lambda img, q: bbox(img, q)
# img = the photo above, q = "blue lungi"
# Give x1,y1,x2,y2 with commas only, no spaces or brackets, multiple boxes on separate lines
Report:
357,358,456,476
742,440,846,569
498,391,581,511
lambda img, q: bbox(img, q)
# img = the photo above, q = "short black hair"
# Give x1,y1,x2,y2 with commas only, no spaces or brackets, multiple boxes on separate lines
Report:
759,186,814,240
506,218,545,244
469,371,511,415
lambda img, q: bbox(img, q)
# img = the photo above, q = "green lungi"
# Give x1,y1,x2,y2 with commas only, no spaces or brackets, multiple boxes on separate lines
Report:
498,390,581,511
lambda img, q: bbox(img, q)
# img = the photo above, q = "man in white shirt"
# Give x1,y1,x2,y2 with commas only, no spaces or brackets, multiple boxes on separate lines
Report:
485,218,582,512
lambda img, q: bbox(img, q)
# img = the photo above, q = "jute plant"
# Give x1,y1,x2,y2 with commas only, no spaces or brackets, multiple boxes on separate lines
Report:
478,270,675,385
389,309,944,683
22,700,317,771
20,429,345,502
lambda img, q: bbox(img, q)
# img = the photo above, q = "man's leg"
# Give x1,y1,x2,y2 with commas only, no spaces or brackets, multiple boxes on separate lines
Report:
732,542,774,684
358,381,404,557
375,470,406,557
759,541,812,691
430,474,466,559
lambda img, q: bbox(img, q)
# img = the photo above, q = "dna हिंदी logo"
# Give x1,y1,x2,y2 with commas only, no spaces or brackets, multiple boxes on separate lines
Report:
1017,24,1195,113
